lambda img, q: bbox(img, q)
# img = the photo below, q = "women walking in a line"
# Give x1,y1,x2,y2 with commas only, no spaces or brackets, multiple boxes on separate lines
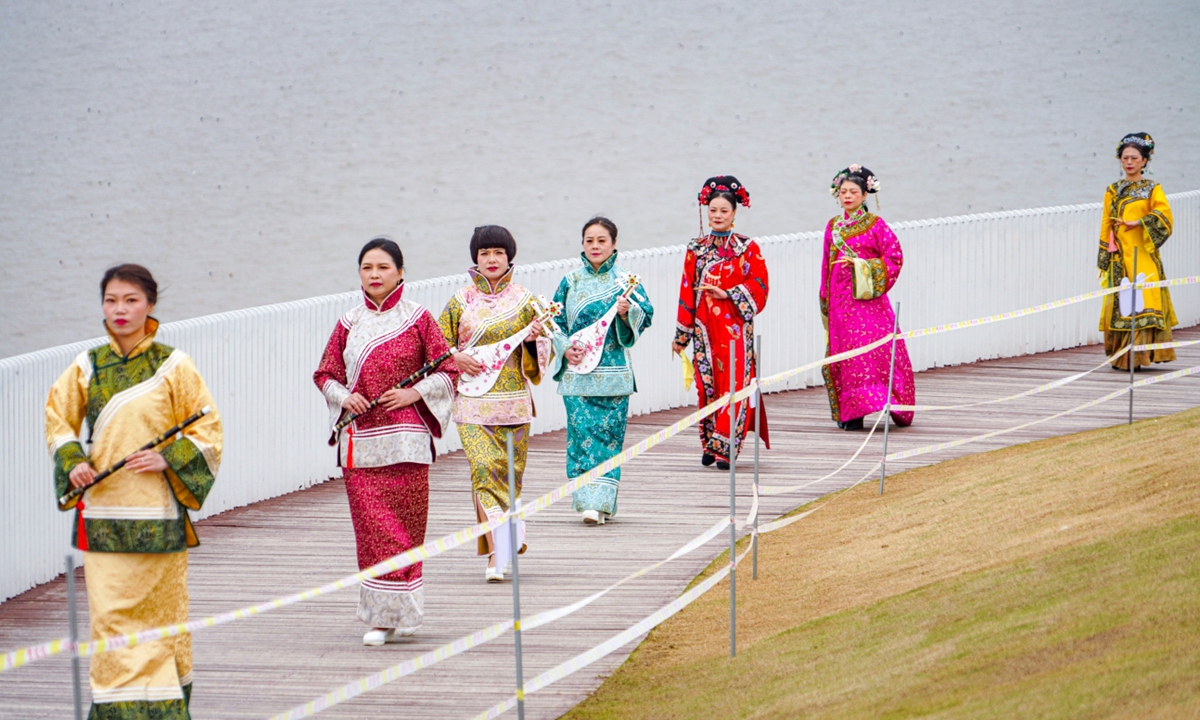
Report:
46,264,223,717
1098,132,1177,370
438,225,552,582
672,175,770,470
820,165,915,430
315,238,458,645
550,216,653,525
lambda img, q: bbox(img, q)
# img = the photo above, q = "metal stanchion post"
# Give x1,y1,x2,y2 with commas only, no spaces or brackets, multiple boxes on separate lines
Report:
752,334,761,581
1129,248,1138,425
879,302,901,495
67,555,83,720
728,341,737,658
506,433,525,720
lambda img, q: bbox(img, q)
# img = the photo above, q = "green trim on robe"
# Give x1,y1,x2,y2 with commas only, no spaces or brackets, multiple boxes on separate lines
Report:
161,437,215,509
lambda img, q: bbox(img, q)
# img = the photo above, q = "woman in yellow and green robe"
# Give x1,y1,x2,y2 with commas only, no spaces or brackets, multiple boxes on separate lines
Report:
438,226,551,582
45,264,221,720
1098,132,1176,370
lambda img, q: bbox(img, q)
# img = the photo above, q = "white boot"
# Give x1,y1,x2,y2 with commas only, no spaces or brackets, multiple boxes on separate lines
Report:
582,510,604,525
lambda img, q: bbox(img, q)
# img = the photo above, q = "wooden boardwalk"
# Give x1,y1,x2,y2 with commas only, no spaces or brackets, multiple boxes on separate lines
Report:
2,329,1198,719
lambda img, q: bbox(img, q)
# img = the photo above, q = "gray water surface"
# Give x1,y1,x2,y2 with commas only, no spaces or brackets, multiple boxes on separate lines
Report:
2,0,1198,357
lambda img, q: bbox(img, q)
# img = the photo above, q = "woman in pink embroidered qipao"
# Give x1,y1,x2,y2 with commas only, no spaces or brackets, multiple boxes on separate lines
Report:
820,166,915,431
314,238,458,646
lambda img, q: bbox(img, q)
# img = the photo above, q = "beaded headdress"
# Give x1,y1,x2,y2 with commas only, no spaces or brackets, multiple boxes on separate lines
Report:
1116,132,1154,158
698,175,751,208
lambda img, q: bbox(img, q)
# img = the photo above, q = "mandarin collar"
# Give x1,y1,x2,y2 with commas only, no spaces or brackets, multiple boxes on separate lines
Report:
362,280,405,312
105,316,160,359
581,251,619,276
841,206,867,222
469,265,514,295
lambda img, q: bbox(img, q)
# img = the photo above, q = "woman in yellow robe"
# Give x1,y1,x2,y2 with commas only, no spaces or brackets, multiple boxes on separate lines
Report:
1098,132,1176,370
45,264,222,720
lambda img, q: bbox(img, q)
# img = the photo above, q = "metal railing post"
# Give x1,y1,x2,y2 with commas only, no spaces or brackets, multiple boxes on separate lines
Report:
67,554,83,720
879,302,901,495
1129,248,1138,425
506,433,525,720
752,334,761,581
729,341,737,658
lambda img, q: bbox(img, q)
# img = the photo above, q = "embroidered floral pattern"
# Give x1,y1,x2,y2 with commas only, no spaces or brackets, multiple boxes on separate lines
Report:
674,233,770,459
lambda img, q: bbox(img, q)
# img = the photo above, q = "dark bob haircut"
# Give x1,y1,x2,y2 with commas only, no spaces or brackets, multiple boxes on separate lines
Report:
469,225,517,263
100,263,158,305
581,216,618,242
358,237,404,269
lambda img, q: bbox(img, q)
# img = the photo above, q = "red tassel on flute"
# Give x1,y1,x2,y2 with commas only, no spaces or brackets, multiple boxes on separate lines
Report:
76,501,88,551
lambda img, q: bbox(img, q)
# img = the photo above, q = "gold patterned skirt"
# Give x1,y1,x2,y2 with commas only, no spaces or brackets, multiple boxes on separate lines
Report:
457,423,529,556
84,550,191,718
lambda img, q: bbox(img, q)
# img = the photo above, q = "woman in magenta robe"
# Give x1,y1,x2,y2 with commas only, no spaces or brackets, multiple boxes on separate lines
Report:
314,238,459,646
820,166,915,430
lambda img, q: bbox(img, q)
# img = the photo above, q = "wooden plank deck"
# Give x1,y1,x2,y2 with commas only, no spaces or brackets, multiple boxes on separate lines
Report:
2,328,1198,719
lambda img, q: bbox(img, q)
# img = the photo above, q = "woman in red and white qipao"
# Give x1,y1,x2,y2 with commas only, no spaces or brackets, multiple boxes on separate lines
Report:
314,238,459,646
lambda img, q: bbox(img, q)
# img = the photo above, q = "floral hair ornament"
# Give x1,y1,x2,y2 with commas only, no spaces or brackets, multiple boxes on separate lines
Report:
830,165,880,196
697,175,751,208
1116,132,1155,158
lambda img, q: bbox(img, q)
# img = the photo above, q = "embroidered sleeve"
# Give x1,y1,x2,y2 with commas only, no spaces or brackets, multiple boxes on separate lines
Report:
873,220,904,295
437,295,464,349
550,276,572,381
1142,184,1173,250
819,221,834,312
861,258,888,300
519,301,553,387
46,353,90,509
162,353,222,511
314,317,352,429
723,245,766,323
674,248,698,348
615,282,654,349
1098,187,1116,273
412,310,460,440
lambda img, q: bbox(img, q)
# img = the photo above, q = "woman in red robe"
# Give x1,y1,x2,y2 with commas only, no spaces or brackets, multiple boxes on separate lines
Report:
672,175,770,470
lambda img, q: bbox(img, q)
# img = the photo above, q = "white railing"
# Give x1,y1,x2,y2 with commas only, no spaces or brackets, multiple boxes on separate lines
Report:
2,190,1198,602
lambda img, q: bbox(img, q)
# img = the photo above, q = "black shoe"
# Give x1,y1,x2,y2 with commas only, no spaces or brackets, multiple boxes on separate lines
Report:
701,453,716,467
842,417,864,431
716,460,730,471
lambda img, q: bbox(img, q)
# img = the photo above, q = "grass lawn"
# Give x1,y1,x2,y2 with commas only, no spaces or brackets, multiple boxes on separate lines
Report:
562,407,1200,719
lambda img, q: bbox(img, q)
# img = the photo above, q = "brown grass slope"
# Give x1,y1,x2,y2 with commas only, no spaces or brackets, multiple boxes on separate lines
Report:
563,407,1200,719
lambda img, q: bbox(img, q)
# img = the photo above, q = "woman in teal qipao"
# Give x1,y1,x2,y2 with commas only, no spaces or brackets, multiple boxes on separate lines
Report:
551,217,653,525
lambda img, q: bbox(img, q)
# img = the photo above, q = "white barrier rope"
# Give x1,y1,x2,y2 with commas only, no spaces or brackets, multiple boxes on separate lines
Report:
268,518,732,720
886,363,1200,463
758,411,884,496
464,459,890,720
467,543,757,720
891,346,1130,413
